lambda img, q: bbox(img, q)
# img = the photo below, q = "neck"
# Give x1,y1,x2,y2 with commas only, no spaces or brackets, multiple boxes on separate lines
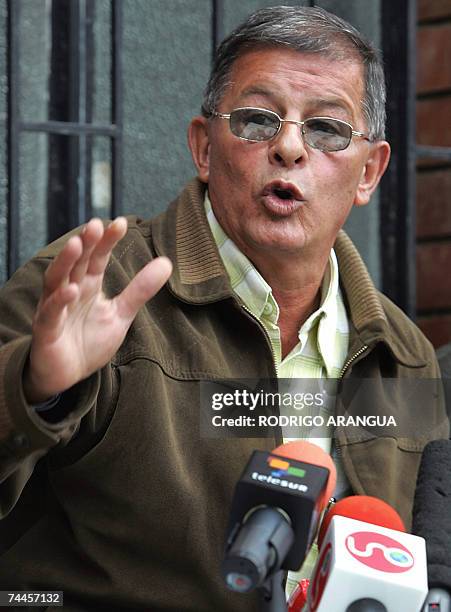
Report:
252,250,331,359
275,288,321,359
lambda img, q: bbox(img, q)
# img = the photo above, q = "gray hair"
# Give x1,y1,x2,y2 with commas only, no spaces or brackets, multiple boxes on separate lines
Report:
202,6,386,141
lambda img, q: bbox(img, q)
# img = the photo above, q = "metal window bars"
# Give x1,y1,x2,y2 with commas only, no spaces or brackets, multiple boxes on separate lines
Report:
6,0,123,277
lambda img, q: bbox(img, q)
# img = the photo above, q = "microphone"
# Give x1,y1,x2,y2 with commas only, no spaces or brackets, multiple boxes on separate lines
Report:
287,578,310,612
412,439,451,612
346,599,387,612
222,440,336,597
287,495,405,612
317,495,406,550
287,496,398,612
304,495,428,612
288,588,389,611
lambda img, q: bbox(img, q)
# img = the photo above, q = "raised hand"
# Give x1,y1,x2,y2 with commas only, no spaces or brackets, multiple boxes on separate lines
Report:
23,217,172,404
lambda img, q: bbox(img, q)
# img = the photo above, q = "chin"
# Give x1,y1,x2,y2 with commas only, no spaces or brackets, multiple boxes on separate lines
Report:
250,235,309,256
264,226,307,246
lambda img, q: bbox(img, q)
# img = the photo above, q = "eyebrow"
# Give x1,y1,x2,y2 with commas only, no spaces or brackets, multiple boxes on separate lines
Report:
239,86,354,119
310,97,353,116
239,85,281,102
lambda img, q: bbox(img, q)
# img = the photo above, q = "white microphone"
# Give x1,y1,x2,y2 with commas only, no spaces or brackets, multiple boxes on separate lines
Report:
304,496,428,612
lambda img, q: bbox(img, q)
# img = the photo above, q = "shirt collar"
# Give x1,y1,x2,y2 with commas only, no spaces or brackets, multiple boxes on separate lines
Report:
316,249,342,376
204,191,273,320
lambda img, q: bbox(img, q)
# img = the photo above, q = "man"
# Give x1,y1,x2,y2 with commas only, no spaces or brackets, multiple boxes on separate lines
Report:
0,6,448,612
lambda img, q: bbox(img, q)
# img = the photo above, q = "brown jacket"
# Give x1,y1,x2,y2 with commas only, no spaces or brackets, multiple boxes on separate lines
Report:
0,178,448,611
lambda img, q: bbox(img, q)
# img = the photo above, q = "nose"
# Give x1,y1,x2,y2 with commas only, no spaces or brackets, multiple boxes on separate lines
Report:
268,121,308,168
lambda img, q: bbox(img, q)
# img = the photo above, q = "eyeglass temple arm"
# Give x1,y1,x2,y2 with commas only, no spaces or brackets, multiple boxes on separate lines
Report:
201,106,228,118
353,130,371,141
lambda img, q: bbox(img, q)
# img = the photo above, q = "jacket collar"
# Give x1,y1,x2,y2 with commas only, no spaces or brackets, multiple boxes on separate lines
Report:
153,178,233,303
152,178,425,367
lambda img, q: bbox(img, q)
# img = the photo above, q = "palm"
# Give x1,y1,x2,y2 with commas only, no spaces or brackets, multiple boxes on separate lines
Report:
33,280,123,392
24,218,172,403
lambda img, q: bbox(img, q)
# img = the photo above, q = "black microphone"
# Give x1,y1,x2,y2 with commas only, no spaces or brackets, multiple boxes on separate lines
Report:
222,440,336,597
346,599,387,612
412,439,451,612
223,505,294,593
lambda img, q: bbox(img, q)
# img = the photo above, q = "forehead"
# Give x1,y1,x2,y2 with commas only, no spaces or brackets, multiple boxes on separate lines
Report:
223,47,365,121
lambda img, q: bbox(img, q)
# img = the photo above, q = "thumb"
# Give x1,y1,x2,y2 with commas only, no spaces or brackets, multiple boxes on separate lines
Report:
115,256,173,321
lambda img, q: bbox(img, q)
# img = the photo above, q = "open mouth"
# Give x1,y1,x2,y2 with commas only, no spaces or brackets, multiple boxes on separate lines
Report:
261,181,304,217
272,187,296,200
263,180,304,202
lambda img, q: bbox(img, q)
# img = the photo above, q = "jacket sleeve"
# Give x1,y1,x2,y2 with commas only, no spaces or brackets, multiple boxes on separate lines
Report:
0,256,100,518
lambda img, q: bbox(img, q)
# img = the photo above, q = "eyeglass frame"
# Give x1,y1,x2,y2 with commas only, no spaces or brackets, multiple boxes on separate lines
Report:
205,106,371,151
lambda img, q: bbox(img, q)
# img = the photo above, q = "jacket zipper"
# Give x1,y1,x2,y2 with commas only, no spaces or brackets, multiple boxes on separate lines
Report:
339,344,369,379
239,302,283,445
240,302,279,376
334,343,369,459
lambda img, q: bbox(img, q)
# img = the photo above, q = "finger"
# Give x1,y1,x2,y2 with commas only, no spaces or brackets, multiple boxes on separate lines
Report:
33,283,79,341
86,217,128,276
115,257,173,321
42,236,83,301
69,218,105,284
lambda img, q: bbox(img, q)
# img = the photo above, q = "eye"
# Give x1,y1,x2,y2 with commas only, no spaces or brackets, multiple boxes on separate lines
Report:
306,118,344,136
230,108,279,141
243,110,276,127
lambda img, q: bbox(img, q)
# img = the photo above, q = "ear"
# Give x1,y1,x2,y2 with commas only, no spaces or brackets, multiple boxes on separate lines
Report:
354,140,391,206
188,116,210,183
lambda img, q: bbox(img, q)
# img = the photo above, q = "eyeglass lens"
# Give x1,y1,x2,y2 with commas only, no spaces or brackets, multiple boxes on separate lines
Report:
229,108,353,151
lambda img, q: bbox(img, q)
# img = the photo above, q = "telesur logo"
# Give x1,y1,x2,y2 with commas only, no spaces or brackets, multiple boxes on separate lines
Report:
345,531,414,573
251,456,309,492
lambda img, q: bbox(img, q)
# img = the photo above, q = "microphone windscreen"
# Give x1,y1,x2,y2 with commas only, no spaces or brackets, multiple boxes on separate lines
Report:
412,439,451,590
318,495,406,550
346,599,387,612
272,440,337,506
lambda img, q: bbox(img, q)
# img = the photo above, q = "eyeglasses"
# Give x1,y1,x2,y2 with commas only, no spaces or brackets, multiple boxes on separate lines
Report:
209,106,370,152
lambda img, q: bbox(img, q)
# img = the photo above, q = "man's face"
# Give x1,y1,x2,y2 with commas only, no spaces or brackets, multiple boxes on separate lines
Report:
190,47,389,264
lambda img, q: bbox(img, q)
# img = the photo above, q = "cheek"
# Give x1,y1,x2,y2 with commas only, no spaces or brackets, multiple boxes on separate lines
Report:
209,146,235,180
320,156,364,199
209,143,259,189
308,161,361,229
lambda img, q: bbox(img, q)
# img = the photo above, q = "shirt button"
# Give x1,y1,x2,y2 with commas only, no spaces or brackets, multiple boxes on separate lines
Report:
263,303,272,315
